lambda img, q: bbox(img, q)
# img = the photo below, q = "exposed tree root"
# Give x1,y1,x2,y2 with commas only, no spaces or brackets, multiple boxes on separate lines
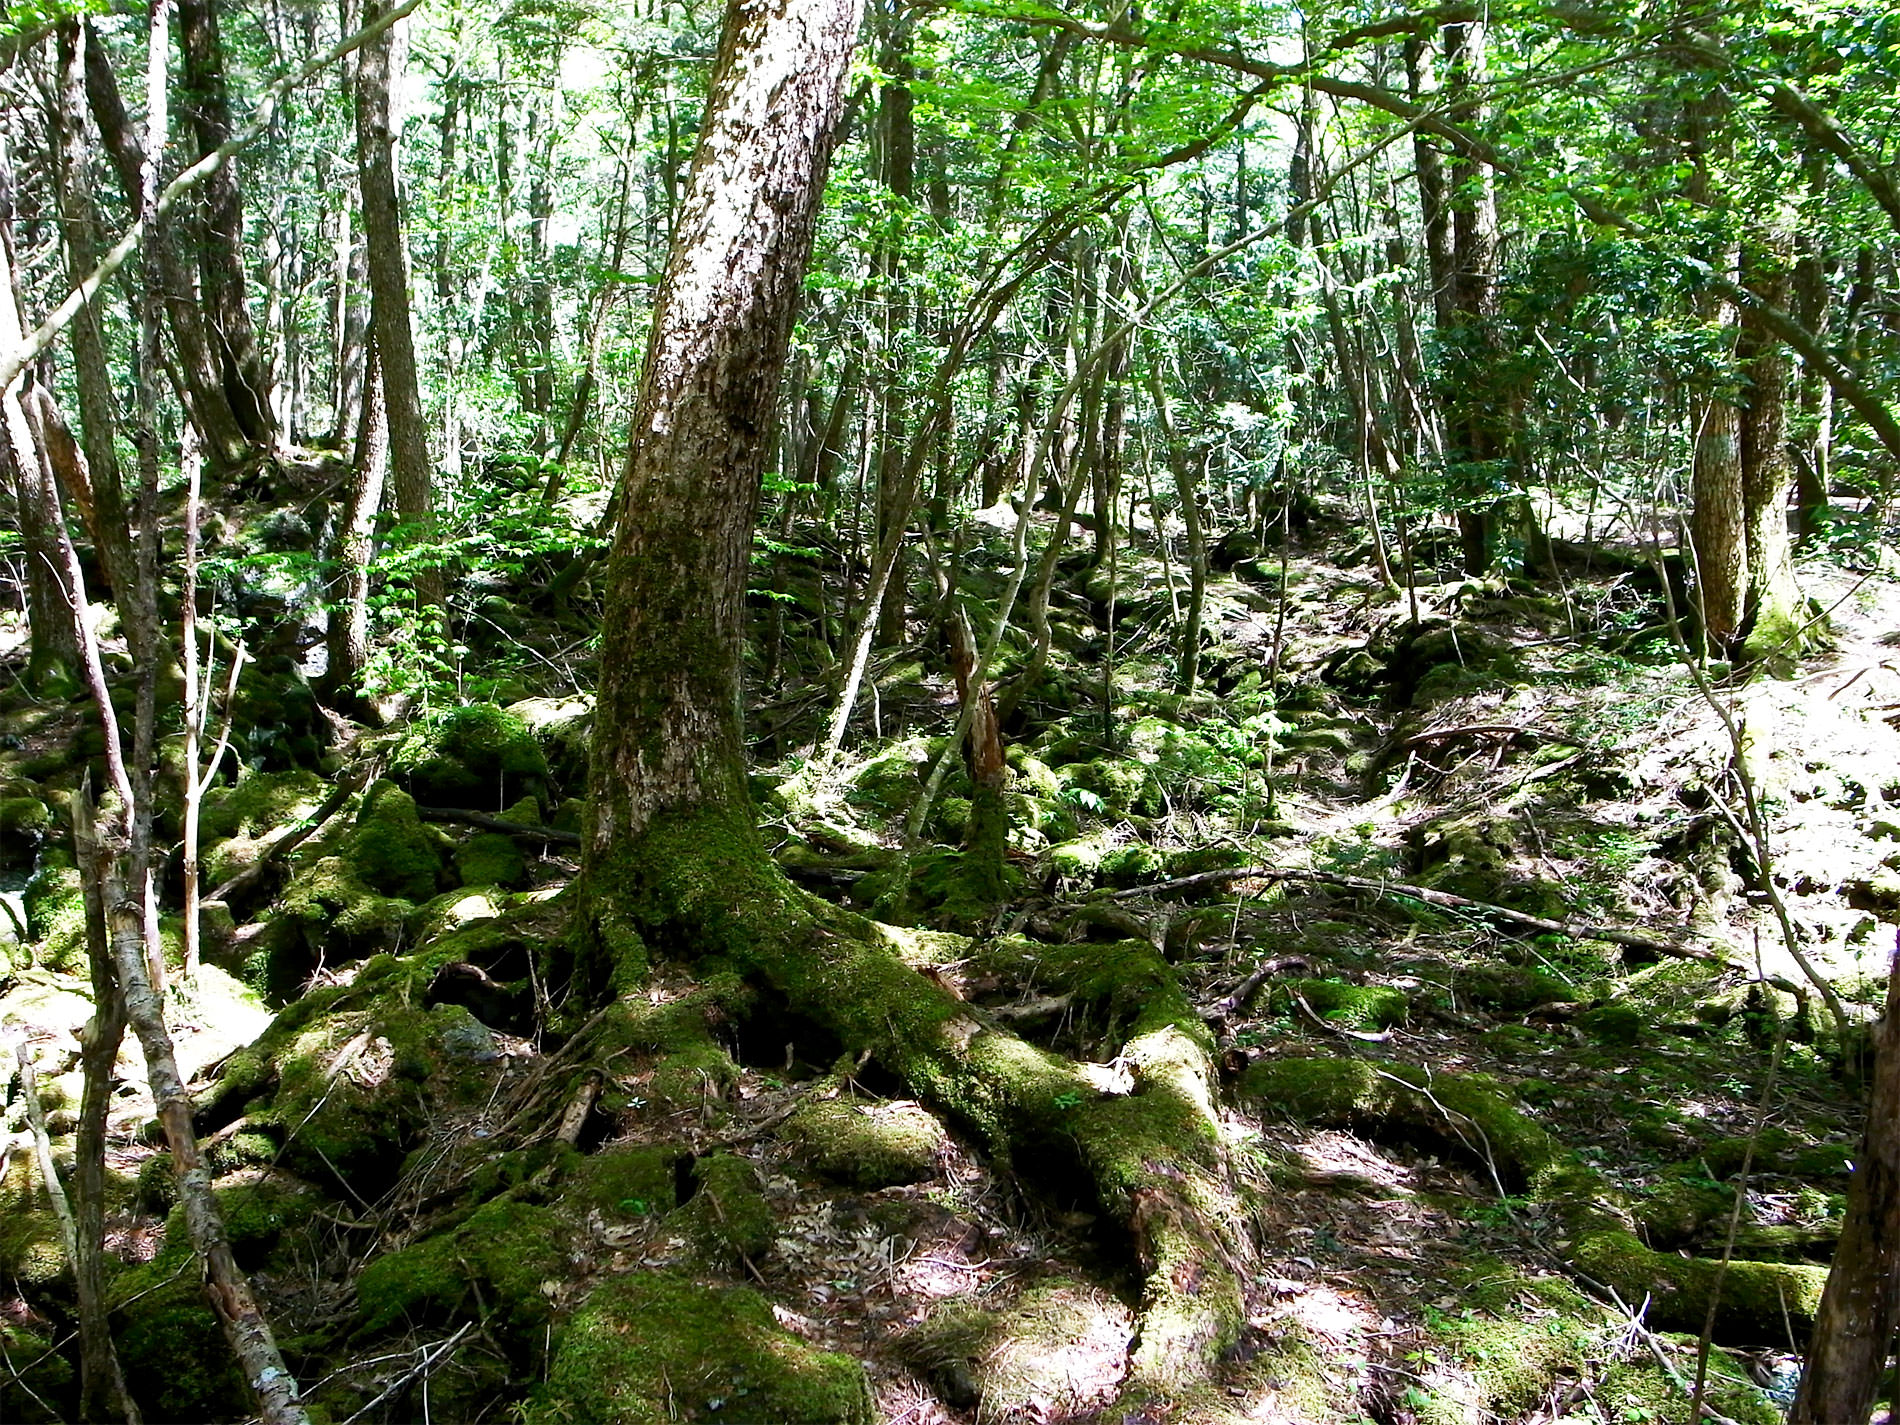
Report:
578,804,1253,1403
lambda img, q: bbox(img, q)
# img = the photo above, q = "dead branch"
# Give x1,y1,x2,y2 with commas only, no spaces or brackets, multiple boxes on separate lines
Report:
415,805,582,846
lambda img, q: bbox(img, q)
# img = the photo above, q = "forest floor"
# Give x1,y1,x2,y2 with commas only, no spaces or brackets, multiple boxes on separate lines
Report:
3,497,1899,1424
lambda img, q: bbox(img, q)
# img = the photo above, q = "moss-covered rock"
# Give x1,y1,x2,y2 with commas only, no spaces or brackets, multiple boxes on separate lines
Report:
680,1153,776,1266
786,1098,948,1188
0,1324,72,1423
455,831,528,888
1267,978,1410,1030
1578,1000,1646,1047
21,852,86,974
527,1272,873,1425
356,1197,566,1344
115,1276,250,1422
398,704,552,811
199,768,327,841
0,795,51,870
901,1278,1133,1418
569,1142,689,1219
351,782,450,902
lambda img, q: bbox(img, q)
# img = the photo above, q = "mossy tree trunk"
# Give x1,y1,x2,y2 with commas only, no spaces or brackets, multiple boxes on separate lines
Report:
1791,933,1900,1425
582,0,867,944
578,0,1251,1402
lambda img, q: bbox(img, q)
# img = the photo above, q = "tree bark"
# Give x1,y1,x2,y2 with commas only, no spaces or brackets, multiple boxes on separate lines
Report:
584,0,865,889
1791,931,1900,1424
1737,237,1800,668
82,24,259,470
176,0,275,447
324,338,387,709
53,19,137,602
354,0,439,608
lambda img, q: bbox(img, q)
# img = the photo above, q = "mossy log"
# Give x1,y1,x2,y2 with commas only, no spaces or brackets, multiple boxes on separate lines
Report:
580,803,1251,1403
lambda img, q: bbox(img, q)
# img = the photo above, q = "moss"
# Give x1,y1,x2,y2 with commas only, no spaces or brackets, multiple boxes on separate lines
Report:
356,1197,565,1344
526,1272,872,1425
267,854,412,996
1056,756,1158,819
114,1276,250,1422
680,1153,776,1266
199,768,326,841
160,1170,319,1271
397,703,551,811
0,795,50,869
974,937,1212,1054
1268,977,1410,1030
1573,1229,1827,1338
901,1278,1132,1418
569,1142,688,1218
0,1324,72,1423
1239,1056,1602,1212
1597,1352,1780,1425
786,1098,948,1188
350,782,449,902
1412,1262,1602,1422
1578,1001,1646,1047
247,994,494,1192
1460,964,1580,1011
22,853,86,973
455,831,528,888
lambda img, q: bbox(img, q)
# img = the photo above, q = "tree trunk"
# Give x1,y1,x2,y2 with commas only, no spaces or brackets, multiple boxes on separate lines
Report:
82,23,259,470
1441,18,1509,574
324,340,387,710
1738,237,1802,669
53,19,137,602
177,0,275,447
583,0,864,902
1790,931,1900,1425
354,0,439,608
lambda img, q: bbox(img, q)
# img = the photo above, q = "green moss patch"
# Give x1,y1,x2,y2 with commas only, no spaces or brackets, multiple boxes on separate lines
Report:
396,703,551,811
570,1142,689,1218
527,1272,872,1425
1267,978,1410,1030
680,1154,776,1266
357,1197,566,1344
455,830,529,888
786,1098,948,1188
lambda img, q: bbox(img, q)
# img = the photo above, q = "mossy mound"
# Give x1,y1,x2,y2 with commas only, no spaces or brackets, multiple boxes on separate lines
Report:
357,1197,566,1346
901,1277,1133,1418
351,781,451,901
455,830,529,888
526,1272,873,1425
974,936,1211,1053
0,1324,72,1423
232,991,499,1194
200,768,327,841
21,852,86,974
786,1098,948,1188
680,1153,776,1266
1239,1056,1597,1209
114,1276,250,1422
569,1142,690,1218
397,703,551,812
230,662,328,771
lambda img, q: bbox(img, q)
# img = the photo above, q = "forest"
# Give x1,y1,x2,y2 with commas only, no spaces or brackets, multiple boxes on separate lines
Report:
5,0,1900,1419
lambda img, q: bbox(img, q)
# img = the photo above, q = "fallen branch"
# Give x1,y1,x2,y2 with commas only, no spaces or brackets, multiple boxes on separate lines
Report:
415,805,581,846
1105,866,1716,961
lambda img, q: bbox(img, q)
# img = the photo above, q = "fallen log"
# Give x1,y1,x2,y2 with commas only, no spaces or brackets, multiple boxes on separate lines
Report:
1104,865,1717,962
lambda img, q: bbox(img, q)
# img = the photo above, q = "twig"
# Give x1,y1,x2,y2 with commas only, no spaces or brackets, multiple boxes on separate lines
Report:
338,1323,473,1425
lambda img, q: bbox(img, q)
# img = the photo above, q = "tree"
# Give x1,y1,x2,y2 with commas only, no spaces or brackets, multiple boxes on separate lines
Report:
353,0,439,610
581,5,1251,1403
